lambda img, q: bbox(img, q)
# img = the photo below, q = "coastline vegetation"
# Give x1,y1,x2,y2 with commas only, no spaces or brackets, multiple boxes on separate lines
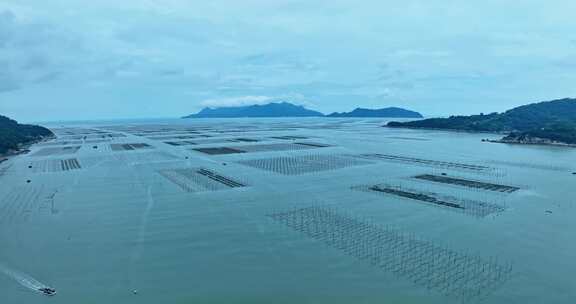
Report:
0,115,53,155
387,98,576,145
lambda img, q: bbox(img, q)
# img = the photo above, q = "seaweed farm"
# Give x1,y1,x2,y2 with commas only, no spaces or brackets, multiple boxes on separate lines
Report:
30,146,81,157
28,158,82,173
110,143,154,151
352,183,505,218
356,153,498,174
413,174,520,193
268,205,513,302
237,154,373,175
0,184,58,225
158,168,247,192
192,142,331,155
1,118,575,304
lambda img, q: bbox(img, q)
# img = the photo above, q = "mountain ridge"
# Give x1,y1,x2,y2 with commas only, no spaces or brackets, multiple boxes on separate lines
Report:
387,98,576,145
184,102,422,119
183,102,323,118
327,107,422,118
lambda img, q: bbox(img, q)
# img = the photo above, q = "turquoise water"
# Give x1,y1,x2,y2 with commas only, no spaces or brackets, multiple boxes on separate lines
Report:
1,118,575,303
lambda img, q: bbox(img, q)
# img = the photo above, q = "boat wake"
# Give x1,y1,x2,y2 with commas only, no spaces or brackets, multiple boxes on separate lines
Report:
0,264,50,294
132,186,155,262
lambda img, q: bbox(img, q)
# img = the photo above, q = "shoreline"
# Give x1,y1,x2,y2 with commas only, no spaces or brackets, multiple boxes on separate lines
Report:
0,135,55,163
484,139,576,148
0,148,31,162
384,126,576,148
384,125,508,136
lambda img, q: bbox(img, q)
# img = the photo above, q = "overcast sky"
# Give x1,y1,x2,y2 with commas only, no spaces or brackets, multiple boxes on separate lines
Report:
1,0,576,122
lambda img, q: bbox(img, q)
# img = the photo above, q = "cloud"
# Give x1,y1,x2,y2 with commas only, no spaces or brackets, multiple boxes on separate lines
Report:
238,52,318,72
0,69,19,92
200,95,274,108
0,7,167,93
3,0,576,121
0,9,86,92
200,93,309,108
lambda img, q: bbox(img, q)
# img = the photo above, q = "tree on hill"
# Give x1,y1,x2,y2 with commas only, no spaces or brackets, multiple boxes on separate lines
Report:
387,98,576,144
0,115,53,154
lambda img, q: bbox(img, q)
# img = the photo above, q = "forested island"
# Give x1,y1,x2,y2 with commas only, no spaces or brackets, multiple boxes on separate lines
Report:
327,107,422,118
184,102,422,119
0,115,53,157
183,102,324,118
387,98,576,146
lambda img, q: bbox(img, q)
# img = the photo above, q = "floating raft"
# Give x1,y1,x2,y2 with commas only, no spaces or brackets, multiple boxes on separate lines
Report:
352,183,505,217
414,174,519,193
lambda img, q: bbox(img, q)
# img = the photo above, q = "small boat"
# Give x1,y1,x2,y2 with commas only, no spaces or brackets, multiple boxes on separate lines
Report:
38,287,56,296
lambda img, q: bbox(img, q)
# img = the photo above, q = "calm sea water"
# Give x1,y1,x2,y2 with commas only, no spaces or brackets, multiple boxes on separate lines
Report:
1,118,575,304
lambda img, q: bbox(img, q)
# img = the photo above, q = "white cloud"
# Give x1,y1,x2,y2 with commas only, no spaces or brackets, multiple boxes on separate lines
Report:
200,93,310,108
2,0,576,120
200,95,274,108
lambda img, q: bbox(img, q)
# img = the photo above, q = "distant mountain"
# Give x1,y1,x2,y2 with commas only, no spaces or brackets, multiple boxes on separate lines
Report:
387,98,576,145
327,107,422,118
183,102,324,118
0,115,53,155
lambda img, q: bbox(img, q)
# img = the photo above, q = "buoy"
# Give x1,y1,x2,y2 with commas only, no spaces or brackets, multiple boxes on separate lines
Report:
26,180,31,183
132,290,138,295
28,165,32,169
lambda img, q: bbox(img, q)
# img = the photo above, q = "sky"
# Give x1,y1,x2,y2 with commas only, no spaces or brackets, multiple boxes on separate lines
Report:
1,0,576,122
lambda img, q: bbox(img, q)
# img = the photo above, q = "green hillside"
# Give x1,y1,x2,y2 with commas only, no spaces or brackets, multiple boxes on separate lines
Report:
0,115,53,155
387,98,576,144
